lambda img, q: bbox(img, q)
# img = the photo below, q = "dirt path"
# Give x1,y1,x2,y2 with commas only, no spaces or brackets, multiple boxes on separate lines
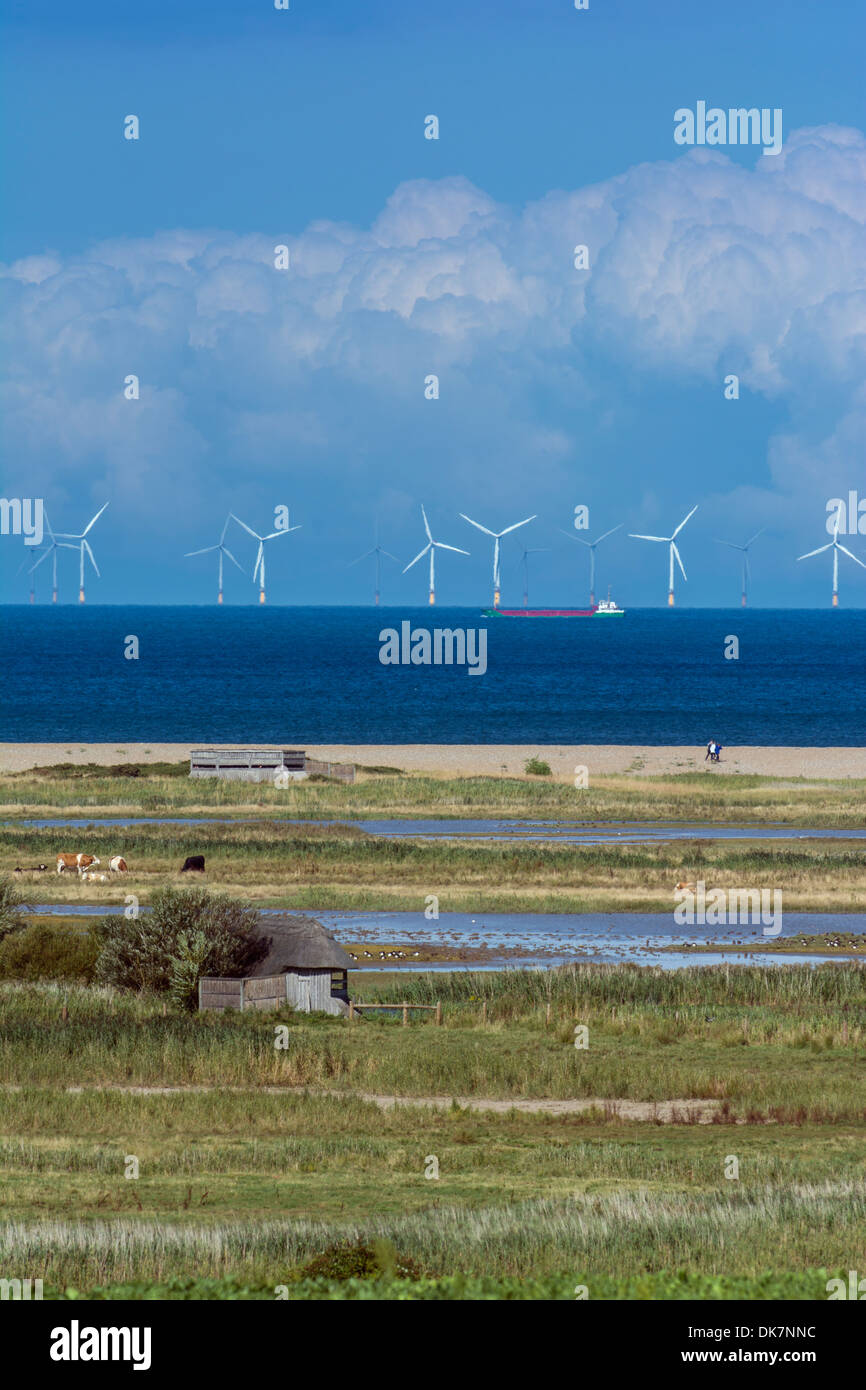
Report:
46,1084,722,1122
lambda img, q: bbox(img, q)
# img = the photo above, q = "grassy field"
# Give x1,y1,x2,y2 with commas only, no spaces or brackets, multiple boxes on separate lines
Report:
2,762,866,826
2,761,865,1300
5,821,866,912
1,967,865,1298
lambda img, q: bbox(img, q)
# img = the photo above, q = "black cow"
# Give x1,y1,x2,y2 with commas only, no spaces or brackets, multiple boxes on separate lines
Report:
180,855,205,873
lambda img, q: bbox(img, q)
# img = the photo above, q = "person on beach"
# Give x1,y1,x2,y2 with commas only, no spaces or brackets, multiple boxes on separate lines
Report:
705,740,715,761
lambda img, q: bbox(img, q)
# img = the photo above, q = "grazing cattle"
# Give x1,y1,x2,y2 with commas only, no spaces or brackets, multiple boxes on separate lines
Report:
180,854,205,873
81,871,108,883
14,864,47,874
57,853,99,875
675,881,697,891
109,856,128,873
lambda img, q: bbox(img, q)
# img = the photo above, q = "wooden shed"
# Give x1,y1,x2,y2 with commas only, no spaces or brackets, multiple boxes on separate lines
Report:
199,913,353,1017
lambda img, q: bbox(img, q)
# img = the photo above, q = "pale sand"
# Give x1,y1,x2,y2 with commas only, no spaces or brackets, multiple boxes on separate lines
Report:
0,742,864,778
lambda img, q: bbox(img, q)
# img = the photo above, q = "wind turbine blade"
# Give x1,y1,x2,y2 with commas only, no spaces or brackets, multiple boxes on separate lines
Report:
713,540,744,550
592,524,623,546
84,540,100,577
27,548,53,574
836,543,866,569
264,527,300,540
459,514,496,537
403,544,430,574
185,545,219,557
671,505,698,539
222,547,244,572
797,543,832,561
420,505,433,543
629,534,668,543
219,514,233,544
556,527,587,545
380,549,400,563
231,515,260,540
497,515,537,537
744,528,765,548
347,548,376,567
672,542,687,581
81,502,109,536
434,543,470,555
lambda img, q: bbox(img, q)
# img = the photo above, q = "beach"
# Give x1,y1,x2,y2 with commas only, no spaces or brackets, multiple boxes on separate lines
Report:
0,742,864,778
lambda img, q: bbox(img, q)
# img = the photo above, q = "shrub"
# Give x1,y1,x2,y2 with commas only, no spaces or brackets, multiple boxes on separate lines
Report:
297,1241,424,1283
524,756,552,777
0,924,98,982
93,885,267,1008
0,875,32,941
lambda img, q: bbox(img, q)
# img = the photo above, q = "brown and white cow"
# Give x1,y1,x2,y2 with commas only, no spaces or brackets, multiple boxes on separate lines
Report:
109,856,128,873
81,870,108,883
56,853,99,875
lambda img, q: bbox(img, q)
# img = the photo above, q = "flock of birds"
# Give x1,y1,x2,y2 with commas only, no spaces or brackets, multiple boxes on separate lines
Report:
347,949,421,961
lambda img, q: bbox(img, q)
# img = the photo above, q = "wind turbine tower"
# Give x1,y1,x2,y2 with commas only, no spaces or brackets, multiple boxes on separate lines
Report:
231,513,301,604
403,505,469,605
558,523,622,606
714,529,765,607
459,512,536,607
185,515,245,603
54,502,109,603
629,506,698,606
348,523,400,605
516,544,549,609
797,518,865,607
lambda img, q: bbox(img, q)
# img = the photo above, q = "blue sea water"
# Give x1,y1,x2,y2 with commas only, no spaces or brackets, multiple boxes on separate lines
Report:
2,605,865,744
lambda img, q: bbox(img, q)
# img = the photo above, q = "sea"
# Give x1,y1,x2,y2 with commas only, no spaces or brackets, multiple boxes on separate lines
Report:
2,606,865,744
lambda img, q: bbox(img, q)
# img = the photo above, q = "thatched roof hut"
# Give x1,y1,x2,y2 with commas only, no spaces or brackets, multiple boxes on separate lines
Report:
248,912,353,977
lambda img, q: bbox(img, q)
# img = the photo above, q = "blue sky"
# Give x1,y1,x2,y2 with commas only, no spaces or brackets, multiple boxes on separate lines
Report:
2,0,865,606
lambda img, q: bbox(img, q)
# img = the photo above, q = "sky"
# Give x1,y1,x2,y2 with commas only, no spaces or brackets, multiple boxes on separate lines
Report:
1,0,865,607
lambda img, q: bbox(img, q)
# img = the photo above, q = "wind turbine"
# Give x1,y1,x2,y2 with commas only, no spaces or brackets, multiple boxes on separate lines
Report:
797,518,865,607
53,502,109,604
459,512,536,607
714,529,765,607
25,509,65,603
231,514,300,604
557,523,623,606
515,544,549,610
629,506,698,607
348,522,399,606
185,515,245,604
403,505,469,605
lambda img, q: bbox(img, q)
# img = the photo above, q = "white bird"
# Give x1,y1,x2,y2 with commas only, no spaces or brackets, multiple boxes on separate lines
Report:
403,505,469,605
629,506,698,606
797,517,866,607
459,512,536,607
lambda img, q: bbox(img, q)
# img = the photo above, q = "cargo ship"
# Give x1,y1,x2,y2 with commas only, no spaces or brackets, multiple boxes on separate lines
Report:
484,589,625,618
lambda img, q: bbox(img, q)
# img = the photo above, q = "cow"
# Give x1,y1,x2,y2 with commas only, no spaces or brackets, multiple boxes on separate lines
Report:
81,871,107,883
109,856,128,873
180,855,205,873
57,853,99,875
14,864,47,874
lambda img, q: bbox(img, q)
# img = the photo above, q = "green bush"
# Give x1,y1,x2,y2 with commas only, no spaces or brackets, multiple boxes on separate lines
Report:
0,874,32,941
92,885,267,1008
0,924,98,982
296,1240,424,1283
524,756,552,777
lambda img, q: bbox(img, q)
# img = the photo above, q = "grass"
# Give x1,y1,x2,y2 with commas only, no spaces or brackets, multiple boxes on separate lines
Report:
3,765,866,826
5,822,866,912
